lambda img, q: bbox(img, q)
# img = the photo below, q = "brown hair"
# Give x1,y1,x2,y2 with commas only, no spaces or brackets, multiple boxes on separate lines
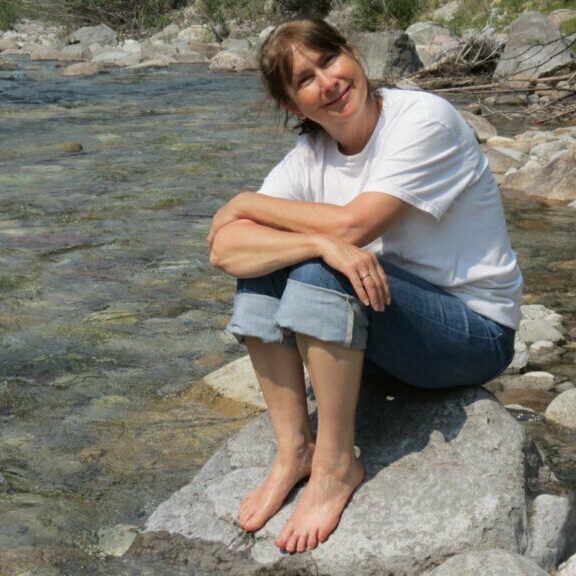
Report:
259,19,359,134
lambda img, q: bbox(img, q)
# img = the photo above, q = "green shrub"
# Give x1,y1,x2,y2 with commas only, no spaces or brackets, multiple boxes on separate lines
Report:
62,0,189,34
352,0,423,30
0,1,20,29
560,16,576,36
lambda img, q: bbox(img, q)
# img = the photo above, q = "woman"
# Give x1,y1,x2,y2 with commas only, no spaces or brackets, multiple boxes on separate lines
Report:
208,19,522,554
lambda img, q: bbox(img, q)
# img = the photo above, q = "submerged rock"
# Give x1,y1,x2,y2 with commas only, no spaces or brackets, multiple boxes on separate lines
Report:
145,378,569,575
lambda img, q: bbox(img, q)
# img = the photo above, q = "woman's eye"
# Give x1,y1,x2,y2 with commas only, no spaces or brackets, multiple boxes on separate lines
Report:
322,54,338,67
297,75,313,88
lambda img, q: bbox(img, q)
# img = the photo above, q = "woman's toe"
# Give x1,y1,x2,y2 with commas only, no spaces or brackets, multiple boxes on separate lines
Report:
296,533,308,553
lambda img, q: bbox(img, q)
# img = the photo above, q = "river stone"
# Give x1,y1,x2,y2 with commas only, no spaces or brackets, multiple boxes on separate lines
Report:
146,383,548,576
512,371,556,391
545,388,576,429
69,24,118,48
62,62,100,77
422,549,549,575
494,11,575,81
127,58,177,70
558,552,576,576
352,31,422,81
458,110,497,142
209,50,257,72
525,493,576,571
91,49,133,65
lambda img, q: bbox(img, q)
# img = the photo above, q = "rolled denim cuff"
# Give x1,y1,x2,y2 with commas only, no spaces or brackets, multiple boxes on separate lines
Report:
227,293,296,347
274,280,369,349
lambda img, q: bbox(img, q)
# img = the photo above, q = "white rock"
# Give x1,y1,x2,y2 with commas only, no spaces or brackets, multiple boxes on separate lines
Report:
209,50,257,72
91,49,132,65
127,57,176,70
569,200,576,209
517,371,556,390
203,355,265,409
558,552,576,576
545,388,576,429
97,524,139,557
521,304,564,327
519,319,564,345
505,335,528,374
259,26,275,43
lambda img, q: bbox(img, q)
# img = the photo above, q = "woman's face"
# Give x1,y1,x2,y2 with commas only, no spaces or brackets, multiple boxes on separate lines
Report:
284,43,369,132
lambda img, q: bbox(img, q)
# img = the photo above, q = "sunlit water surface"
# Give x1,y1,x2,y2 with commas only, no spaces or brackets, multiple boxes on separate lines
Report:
0,58,574,574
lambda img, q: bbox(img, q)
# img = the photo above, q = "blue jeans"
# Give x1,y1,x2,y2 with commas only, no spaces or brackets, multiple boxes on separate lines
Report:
227,259,515,389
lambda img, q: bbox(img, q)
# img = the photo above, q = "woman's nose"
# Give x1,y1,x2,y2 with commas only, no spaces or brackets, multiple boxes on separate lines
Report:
317,70,338,92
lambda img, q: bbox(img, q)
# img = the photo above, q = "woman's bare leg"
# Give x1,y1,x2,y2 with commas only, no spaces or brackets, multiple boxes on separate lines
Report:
275,335,365,553
238,337,316,532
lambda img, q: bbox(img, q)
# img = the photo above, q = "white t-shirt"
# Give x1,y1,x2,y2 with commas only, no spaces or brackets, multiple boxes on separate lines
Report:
258,88,523,329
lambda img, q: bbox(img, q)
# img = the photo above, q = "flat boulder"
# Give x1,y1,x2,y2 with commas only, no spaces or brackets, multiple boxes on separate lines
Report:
494,11,575,81
145,376,567,575
352,30,422,81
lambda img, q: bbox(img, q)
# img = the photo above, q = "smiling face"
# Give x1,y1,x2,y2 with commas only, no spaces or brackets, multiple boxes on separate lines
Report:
284,44,370,133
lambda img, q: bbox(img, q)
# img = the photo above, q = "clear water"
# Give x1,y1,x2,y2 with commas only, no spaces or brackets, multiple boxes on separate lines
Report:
0,57,575,574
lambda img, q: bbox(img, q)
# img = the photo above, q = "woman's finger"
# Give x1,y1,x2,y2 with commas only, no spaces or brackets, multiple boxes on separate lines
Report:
375,264,391,306
349,273,371,307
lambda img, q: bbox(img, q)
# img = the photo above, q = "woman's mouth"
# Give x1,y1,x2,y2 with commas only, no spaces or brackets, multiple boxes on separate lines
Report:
323,85,351,108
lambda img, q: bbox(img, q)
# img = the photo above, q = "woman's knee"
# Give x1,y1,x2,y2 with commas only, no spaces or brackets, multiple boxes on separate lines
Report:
288,259,356,296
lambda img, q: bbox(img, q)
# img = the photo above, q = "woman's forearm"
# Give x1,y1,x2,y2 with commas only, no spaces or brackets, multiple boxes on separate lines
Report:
231,192,407,246
209,220,322,278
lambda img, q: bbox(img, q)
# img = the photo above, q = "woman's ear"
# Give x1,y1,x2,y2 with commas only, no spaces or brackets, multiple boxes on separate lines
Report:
281,99,303,120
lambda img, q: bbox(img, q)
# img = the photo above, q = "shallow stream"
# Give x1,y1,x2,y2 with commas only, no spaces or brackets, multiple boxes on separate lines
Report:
0,58,575,575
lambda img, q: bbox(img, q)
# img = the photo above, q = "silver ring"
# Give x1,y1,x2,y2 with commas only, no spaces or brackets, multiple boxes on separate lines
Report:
359,272,371,280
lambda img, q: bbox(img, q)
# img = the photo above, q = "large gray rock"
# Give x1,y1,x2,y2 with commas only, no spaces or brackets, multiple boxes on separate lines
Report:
494,11,575,81
145,382,558,575
69,24,117,47
422,549,549,575
525,493,576,571
352,31,422,81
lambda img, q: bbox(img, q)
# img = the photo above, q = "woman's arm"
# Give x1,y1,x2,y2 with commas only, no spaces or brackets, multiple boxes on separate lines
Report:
207,191,409,248
209,219,322,278
210,220,390,311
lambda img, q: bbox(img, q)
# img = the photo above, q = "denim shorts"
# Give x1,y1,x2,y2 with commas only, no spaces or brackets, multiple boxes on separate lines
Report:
227,259,515,389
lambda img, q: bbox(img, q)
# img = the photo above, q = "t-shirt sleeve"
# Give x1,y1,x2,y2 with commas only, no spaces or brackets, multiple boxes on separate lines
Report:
365,96,483,220
258,146,307,201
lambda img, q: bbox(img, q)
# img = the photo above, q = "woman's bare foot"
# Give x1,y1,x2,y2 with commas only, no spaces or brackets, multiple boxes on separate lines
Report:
238,442,315,532
274,456,364,553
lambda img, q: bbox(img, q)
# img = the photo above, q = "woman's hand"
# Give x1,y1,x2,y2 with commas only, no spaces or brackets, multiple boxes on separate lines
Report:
316,235,390,312
207,192,252,247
